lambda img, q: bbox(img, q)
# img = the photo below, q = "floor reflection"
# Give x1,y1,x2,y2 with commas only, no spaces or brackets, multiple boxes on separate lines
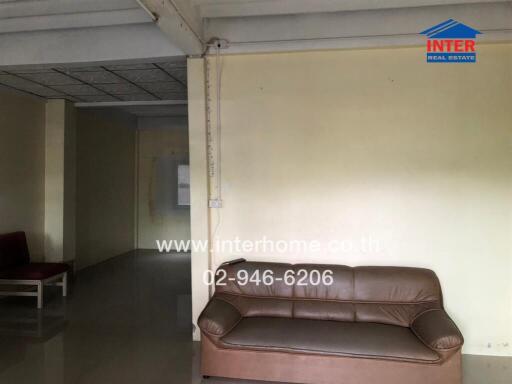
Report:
0,297,67,340
0,250,194,384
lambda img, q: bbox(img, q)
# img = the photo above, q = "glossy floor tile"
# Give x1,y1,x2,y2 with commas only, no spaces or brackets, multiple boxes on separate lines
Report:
0,250,195,384
0,250,509,384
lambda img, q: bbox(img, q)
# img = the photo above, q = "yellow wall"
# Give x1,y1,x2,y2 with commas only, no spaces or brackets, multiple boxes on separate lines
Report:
189,43,512,354
137,117,190,249
75,109,136,270
0,88,46,260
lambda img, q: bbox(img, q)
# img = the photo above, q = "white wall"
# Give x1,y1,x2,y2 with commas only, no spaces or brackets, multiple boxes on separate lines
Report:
0,88,46,260
75,109,137,270
188,44,512,355
137,117,190,249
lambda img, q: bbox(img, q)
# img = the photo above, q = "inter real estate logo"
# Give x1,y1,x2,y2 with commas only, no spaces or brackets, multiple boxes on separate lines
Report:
420,19,482,63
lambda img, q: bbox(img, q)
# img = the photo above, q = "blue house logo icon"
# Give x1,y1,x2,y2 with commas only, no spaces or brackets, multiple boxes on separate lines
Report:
420,19,482,63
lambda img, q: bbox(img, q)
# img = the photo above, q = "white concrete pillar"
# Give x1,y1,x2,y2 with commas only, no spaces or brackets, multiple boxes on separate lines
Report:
187,58,210,341
44,100,76,263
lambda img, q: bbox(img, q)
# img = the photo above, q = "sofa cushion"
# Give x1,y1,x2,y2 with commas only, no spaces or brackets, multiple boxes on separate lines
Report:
0,263,68,280
220,317,439,363
215,262,442,326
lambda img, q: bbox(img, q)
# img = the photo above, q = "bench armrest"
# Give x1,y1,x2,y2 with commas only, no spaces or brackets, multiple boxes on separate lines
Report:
412,309,463,351
198,298,242,337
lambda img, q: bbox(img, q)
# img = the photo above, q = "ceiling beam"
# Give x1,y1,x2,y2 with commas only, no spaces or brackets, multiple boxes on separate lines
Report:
0,9,151,34
0,0,140,19
0,24,184,67
205,2,512,54
139,0,204,55
195,0,510,18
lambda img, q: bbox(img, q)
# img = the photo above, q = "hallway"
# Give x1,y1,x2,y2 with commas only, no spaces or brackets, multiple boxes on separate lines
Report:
0,250,195,384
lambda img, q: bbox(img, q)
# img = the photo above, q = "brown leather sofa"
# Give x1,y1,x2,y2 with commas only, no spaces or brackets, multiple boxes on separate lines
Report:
199,261,463,384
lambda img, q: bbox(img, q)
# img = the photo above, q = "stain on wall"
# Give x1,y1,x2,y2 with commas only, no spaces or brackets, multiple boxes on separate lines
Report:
137,117,190,249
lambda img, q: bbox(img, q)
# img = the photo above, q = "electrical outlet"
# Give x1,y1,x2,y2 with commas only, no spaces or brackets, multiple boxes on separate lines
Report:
209,199,223,208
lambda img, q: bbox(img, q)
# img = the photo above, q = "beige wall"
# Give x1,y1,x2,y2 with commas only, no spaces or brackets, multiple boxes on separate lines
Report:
0,88,46,260
75,109,136,270
189,44,512,354
0,94,137,268
137,117,190,249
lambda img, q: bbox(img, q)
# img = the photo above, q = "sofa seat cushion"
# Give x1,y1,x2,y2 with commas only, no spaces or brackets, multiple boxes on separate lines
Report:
220,317,439,363
0,263,68,280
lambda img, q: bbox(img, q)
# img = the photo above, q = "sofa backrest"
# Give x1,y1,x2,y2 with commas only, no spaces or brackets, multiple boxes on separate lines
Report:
0,231,31,270
214,261,443,327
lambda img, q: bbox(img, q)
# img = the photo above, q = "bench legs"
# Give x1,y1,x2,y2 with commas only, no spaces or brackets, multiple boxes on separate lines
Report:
0,272,68,309
36,273,66,308
62,272,68,297
39,272,67,308
37,281,43,309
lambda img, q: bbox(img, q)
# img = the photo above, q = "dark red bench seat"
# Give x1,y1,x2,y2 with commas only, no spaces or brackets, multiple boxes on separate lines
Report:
0,231,69,308
0,263,69,280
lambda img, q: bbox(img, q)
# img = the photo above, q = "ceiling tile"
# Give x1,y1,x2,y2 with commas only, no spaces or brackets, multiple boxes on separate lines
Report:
113,69,172,83
64,71,123,84
16,72,82,86
139,81,185,93
0,74,62,96
48,95,80,102
59,66,105,72
77,95,119,102
28,88,64,97
155,62,187,83
52,84,105,96
165,68,187,84
8,68,54,74
105,63,156,71
155,60,187,69
0,58,187,102
95,83,144,95
118,93,158,102
155,91,188,100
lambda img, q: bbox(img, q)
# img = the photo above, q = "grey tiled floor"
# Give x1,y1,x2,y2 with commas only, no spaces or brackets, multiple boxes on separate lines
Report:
0,250,509,384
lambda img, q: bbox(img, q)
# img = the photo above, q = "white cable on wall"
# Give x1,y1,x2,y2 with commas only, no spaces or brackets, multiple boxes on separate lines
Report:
204,39,227,280
215,44,223,201
212,43,223,268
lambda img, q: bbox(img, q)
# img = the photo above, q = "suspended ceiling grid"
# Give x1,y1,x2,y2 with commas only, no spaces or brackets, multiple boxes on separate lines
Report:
0,61,187,103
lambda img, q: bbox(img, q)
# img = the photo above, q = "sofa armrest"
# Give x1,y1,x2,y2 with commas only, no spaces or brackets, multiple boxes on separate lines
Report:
198,298,242,337
412,309,464,351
